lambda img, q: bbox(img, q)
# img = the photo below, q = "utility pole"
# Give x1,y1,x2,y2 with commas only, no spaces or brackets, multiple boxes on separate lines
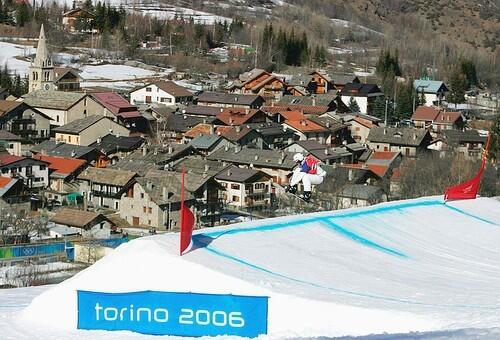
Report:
169,32,173,56
384,98,388,126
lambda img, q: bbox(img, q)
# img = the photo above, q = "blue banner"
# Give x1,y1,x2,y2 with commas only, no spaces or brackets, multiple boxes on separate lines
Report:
77,290,268,338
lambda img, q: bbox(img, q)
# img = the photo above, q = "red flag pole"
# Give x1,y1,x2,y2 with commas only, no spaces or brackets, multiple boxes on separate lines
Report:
179,167,185,255
179,167,195,255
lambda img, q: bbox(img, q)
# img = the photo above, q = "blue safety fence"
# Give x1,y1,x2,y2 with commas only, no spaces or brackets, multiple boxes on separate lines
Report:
0,237,129,261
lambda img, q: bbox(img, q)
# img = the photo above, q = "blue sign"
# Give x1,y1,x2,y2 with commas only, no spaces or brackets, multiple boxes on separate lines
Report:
77,290,268,337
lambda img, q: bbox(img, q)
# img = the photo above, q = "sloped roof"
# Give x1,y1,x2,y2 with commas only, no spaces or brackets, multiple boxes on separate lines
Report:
77,167,137,186
239,68,268,83
251,75,285,92
411,106,441,121
154,81,193,97
197,92,263,106
50,208,111,229
279,94,337,107
261,104,330,115
189,134,224,150
285,119,329,133
53,115,108,134
207,147,296,170
338,184,384,200
184,123,213,139
215,165,270,183
165,114,213,133
171,155,230,177
30,141,97,159
368,127,430,147
91,92,141,118
352,116,374,129
53,67,80,83
183,105,223,117
340,83,383,97
0,130,21,141
435,111,461,124
216,108,264,125
0,100,23,116
442,129,488,145
23,90,87,110
89,134,145,155
279,110,305,121
414,80,448,94
33,155,86,178
0,154,24,166
137,174,195,205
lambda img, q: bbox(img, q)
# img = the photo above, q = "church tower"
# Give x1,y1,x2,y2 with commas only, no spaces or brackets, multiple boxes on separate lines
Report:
28,24,54,92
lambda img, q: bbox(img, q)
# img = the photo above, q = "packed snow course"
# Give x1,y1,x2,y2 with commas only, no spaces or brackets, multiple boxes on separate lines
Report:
12,196,500,339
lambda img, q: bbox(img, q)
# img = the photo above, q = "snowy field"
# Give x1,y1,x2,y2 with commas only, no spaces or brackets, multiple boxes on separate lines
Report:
1,196,500,339
0,41,34,76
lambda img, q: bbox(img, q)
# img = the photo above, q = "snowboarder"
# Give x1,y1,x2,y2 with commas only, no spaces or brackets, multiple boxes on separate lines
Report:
285,153,326,202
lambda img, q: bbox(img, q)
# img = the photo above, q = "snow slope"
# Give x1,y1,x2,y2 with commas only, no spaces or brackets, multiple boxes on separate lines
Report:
15,196,500,338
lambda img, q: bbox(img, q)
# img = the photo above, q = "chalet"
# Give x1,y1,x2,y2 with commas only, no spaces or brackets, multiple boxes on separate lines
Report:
245,122,298,149
196,92,264,109
216,126,265,148
261,103,330,117
0,101,51,141
0,154,49,190
330,74,360,91
340,83,384,114
215,166,272,209
278,111,331,144
207,147,296,185
182,105,223,118
411,106,464,133
413,80,448,106
62,8,94,32
243,74,286,100
347,116,376,143
33,154,87,201
309,70,333,94
78,167,137,211
54,67,81,92
215,108,267,126
367,127,433,157
159,114,216,143
90,92,145,131
337,184,387,208
50,208,115,239
130,81,193,106
21,90,102,127
53,115,130,146
0,130,22,156
284,140,353,165
30,141,108,167
188,134,235,156
0,177,30,216
341,151,402,182
309,116,350,146
90,134,145,162
441,129,488,160
112,144,196,176
279,94,340,112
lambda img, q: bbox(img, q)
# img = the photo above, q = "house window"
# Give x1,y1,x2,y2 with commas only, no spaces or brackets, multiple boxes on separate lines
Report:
146,87,152,92
56,116,59,122
143,206,147,213
115,202,119,210
231,183,240,190
160,98,172,103
148,207,152,214
40,165,46,171
232,196,239,202
141,193,144,199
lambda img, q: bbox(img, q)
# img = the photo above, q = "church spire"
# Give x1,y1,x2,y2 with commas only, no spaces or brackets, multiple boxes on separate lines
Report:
34,24,51,66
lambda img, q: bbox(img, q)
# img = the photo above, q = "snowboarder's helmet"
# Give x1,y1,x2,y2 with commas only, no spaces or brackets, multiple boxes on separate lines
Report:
293,153,304,162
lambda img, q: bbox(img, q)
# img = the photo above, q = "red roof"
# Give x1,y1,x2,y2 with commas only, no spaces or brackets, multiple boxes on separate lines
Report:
0,176,13,188
341,163,389,178
285,119,328,133
411,106,440,121
261,104,329,115
353,117,374,129
216,108,264,125
0,155,24,166
279,110,305,121
435,111,461,124
33,155,86,176
91,93,141,118
369,151,399,160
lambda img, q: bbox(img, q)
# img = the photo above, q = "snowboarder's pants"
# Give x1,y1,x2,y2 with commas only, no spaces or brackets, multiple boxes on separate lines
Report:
289,168,324,192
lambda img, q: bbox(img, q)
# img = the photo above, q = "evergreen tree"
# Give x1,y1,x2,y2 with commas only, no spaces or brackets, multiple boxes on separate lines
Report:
459,58,478,89
348,97,360,113
376,49,402,79
16,3,30,27
489,115,500,161
448,64,467,105
395,81,413,120
371,96,388,120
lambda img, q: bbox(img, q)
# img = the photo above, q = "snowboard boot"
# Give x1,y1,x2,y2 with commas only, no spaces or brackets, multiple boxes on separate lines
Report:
285,184,297,195
300,191,312,202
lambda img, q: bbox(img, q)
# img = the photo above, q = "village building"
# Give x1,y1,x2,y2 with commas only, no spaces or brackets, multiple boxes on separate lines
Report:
330,74,361,92
28,25,55,93
340,83,384,114
33,154,87,203
158,113,215,143
89,134,145,163
171,156,230,177
207,147,296,185
196,92,264,109
215,166,272,209
89,92,145,131
216,126,265,148
411,106,464,133
279,94,340,112
78,167,137,211
181,105,223,118
21,91,102,128
30,141,108,167
441,129,489,160
62,8,95,32
337,184,387,208
53,115,130,146
261,103,331,117
188,134,235,156
309,116,350,146
0,154,49,190
413,79,448,107
367,127,433,157
54,67,81,92
215,108,267,126
0,177,30,216
0,130,22,156
50,208,115,239
284,140,353,165
245,122,298,149
130,81,193,106
0,101,52,141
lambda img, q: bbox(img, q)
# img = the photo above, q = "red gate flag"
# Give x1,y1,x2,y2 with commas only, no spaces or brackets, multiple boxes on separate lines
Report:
179,169,194,255
444,134,490,201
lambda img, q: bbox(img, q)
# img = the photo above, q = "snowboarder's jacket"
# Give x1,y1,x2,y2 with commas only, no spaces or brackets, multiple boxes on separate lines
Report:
300,155,321,175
